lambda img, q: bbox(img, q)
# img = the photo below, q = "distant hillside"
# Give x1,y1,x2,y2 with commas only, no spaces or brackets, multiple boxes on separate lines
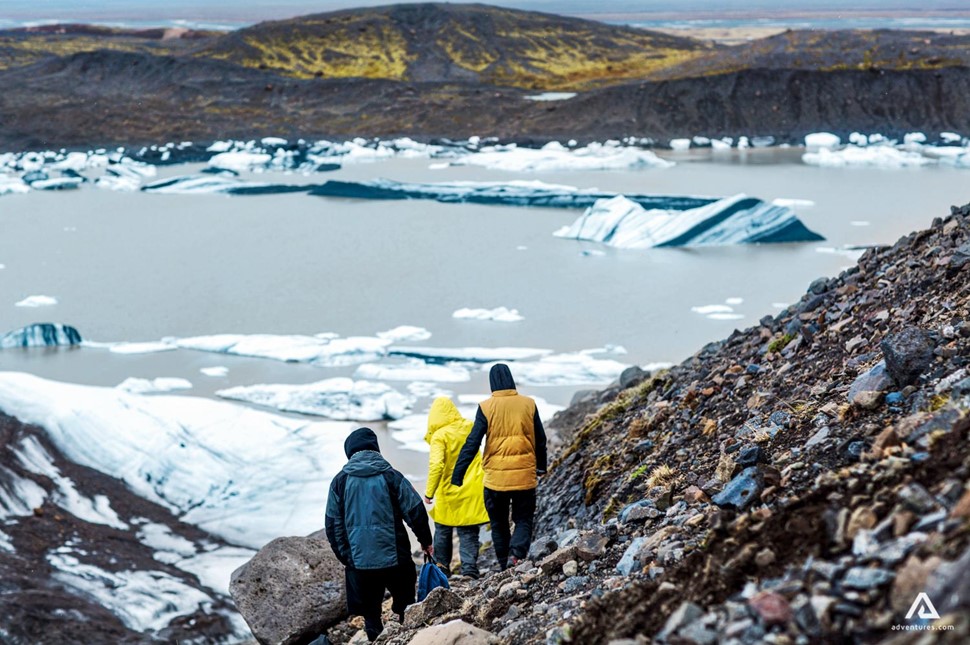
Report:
199,2,714,89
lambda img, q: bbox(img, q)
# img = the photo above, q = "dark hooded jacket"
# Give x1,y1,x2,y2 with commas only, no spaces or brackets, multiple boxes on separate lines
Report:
452,364,547,491
325,428,432,569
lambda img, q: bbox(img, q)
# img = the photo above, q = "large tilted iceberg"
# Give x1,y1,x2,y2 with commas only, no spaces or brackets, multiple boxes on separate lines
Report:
0,373,348,548
554,194,824,248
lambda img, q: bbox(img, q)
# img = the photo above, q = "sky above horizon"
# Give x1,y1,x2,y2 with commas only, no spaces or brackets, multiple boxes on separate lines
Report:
4,0,968,23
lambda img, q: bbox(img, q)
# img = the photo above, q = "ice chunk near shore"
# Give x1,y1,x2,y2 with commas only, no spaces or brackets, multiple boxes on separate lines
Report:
31,177,84,191
452,141,673,172
108,341,177,355
1,323,81,349
15,295,58,308
453,307,524,322
208,151,273,173
669,139,691,151
200,366,229,377
555,194,823,248
525,92,577,101
805,132,841,149
355,360,471,383
0,373,349,548
389,346,553,364
217,378,411,421
117,378,193,395
492,350,629,386
177,333,390,366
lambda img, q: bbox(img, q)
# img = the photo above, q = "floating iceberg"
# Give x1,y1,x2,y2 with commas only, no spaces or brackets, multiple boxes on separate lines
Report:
0,323,81,348
524,92,577,101
389,346,553,364
354,360,471,383
107,341,177,355
669,139,692,151
492,350,630,386
804,132,841,149
376,325,432,342
554,194,824,248
15,295,58,308
31,177,84,191
803,146,932,168
208,151,272,173
309,178,714,211
200,366,229,377
177,333,390,366
450,141,673,172
0,372,349,548
116,377,193,394
0,175,30,195
217,378,411,421
453,307,524,322
142,174,310,196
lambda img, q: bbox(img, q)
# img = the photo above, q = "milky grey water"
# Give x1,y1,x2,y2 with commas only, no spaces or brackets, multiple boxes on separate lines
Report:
1,150,967,476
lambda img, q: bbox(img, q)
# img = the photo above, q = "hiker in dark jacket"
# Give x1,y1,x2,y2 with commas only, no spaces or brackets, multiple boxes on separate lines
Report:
452,363,547,570
325,427,433,642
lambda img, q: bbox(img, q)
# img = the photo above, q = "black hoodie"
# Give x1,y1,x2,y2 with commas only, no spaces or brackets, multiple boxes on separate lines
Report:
344,427,381,458
489,363,516,392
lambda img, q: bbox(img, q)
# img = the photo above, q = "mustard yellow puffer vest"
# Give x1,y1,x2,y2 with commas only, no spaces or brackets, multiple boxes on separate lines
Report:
480,389,538,491
424,398,490,526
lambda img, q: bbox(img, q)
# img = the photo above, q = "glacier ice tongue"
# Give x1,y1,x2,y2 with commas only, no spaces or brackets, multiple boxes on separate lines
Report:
0,373,350,548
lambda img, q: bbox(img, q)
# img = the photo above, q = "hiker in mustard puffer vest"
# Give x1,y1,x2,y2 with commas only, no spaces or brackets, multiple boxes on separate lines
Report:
452,363,547,570
423,397,490,578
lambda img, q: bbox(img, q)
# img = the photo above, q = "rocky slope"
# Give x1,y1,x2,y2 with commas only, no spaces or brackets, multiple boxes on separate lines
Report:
310,202,970,644
0,3,969,149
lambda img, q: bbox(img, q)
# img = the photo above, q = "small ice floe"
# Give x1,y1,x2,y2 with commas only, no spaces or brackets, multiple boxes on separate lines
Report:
816,246,867,261
524,92,577,101
580,249,606,257
772,198,815,208
851,221,871,227
387,415,434,453
117,377,193,395
554,194,823,248
217,378,411,421
516,246,528,251
453,307,524,322
389,346,552,364
0,323,81,349
95,174,141,192
450,141,673,172
31,177,84,191
804,132,841,149
355,360,470,383
692,302,744,321
0,175,30,195
200,366,229,377
803,146,932,168
457,393,563,422
407,381,453,398
711,138,732,151
376,325,432,342
669,139,691,151
208,151,273,173
492,349,629,386
15,295,58,308
47,551,213,632
177,333,390,367
108,341,177,355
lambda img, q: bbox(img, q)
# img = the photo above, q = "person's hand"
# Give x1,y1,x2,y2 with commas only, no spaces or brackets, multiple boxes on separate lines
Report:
423,544,434,558
423,496,433,505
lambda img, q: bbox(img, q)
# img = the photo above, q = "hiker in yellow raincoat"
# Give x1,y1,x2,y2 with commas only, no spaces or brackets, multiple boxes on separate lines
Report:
423,396,489,578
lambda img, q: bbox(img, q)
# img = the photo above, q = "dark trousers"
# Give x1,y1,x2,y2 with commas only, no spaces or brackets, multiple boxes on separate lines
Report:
345,561,416,642
433,522,484,578
483,487,536,570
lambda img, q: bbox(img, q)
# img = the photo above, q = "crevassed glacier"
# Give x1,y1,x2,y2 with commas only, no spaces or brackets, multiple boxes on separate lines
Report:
554,194,824,248
0,372,349,548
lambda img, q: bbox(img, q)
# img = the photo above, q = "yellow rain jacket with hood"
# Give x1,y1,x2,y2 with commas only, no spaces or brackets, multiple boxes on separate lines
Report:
424,397,490,526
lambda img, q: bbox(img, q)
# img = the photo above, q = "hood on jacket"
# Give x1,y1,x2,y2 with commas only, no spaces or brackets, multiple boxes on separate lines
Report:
345,427,380,458
489,363,516,392
425,397,465,444
342,448,393,477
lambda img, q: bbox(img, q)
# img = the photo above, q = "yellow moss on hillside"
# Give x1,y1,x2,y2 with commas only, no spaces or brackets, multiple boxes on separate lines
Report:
0,35,178,70
235,22,412,79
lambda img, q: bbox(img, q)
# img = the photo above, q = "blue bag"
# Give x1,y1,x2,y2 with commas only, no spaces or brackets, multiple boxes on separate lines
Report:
417,556,450,602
